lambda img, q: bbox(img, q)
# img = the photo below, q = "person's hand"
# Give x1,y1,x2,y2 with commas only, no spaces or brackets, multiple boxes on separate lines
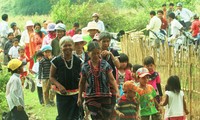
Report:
116,91,120,98
118,112,125,118
185,109,189,115
57,84,67,94
77,97,83,107
17,106,23,111
101,50,111,57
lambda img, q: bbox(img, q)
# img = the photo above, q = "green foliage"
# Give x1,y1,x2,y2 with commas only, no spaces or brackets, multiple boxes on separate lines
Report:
0,68,11,113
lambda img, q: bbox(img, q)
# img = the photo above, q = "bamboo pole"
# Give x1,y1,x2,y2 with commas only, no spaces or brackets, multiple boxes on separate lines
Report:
188,45,192,120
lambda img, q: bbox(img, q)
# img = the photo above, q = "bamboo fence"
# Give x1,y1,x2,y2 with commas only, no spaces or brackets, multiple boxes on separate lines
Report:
120,31,200,120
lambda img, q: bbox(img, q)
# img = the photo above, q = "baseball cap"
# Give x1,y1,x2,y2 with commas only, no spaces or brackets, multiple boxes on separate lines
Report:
40,45,52,52
123,81,138,93
7,59,26,71
72,34,87,45
136,67,150,78
177,2,182,7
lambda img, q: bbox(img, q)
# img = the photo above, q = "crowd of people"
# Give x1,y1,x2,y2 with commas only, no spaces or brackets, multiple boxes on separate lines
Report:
0,2,193,120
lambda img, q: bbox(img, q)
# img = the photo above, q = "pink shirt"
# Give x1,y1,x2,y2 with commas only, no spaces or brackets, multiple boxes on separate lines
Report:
148,71,161,90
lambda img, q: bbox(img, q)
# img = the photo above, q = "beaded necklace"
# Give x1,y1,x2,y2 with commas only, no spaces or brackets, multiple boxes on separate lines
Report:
62,54,74,69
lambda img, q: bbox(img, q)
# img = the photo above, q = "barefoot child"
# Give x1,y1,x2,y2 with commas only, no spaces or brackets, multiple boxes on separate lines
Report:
78,41,119,120
116,81,139,120
6,59,28,120
160,75,189,120
136,67,161,120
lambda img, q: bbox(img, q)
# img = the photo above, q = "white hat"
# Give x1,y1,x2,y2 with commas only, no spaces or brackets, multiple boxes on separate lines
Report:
26,20,34,27
72,34,87,45
87,21,99,32
55,23,66,31
47,23,56,32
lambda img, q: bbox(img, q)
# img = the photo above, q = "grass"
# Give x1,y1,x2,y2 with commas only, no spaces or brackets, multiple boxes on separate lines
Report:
24,89,57,120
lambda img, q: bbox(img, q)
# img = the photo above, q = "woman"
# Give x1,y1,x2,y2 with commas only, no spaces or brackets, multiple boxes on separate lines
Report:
42,23,56,47
29,23,45,58
50,36,81,120
20,20,34,69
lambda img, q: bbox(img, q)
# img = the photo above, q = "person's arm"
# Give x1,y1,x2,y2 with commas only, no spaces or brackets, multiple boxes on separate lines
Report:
49,65,67,94
108,71,119,97
146,17,155,30
160,94,168,106
110,52,120,69
77,75,86,106
8,47,12,59
183,96,189,115
38,61,42,80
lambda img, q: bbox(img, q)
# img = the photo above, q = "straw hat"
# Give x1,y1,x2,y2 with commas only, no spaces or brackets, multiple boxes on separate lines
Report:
26,20,34,27
72,34,87,45
87,21,99,32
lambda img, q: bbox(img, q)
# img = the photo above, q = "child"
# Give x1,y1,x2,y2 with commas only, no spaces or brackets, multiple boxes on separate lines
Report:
136,67,161,120
8,38,20,59
3,32,14,65
116,53,133,96
161,75,189,120
143,56,163,103
116,81,139,120
32,51,44,105
132,64,143,86
6,59,28,120
78,41,119,120
38,45,55,107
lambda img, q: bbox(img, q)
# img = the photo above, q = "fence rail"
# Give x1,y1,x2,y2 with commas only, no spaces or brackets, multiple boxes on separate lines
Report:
120,31,200,120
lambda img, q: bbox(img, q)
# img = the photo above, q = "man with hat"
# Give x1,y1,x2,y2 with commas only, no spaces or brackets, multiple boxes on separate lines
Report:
42,23,56,47
83,21,99,49
92,13,105,32
175,2,194,30
51,23,66,56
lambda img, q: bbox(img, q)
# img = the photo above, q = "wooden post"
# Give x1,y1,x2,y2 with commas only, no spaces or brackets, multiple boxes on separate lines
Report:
168,46,172,76
188,45,192,120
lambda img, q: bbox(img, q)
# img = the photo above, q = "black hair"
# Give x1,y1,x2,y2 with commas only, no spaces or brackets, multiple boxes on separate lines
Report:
169,3,174,6
119,53,129,63
2,14,8,21
7,32,14,37
34,22,43,38
168,12,175,19
87,41,101,52
143,56,155,65
43,20,46,23
165,75,181,93
99,32,111,40
73,22,79,27
132,64,143,72
36,50,44,58
150,11,156,16
157,10,164,14
10,22,17,28
12,38,19,43
162,3,166,7
56,20,63,24
75,28,81,34
18,47,25,52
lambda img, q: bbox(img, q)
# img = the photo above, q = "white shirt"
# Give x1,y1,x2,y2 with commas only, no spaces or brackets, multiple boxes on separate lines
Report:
32,62,42,87
146,16,162,39
8,46,20,59
20,30,30,46
6,73,24,110
164,90,184,118
94,20,105,32
0,20,9,38
175,8,193,22
169,19,183,40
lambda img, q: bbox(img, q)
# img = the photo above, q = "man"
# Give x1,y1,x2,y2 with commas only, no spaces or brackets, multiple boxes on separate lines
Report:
157,10,168,30
162,3,167,19
146,11,162,49
92,13,105,32
191,14,200,50
66,22,79,37
0,14,9,48
167,3,175,18
51,23,66,56
175,2,193,30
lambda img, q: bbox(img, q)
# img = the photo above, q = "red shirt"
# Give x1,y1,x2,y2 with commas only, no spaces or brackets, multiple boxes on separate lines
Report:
66,29,75,37
191,20,200,37
161,18,168,30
